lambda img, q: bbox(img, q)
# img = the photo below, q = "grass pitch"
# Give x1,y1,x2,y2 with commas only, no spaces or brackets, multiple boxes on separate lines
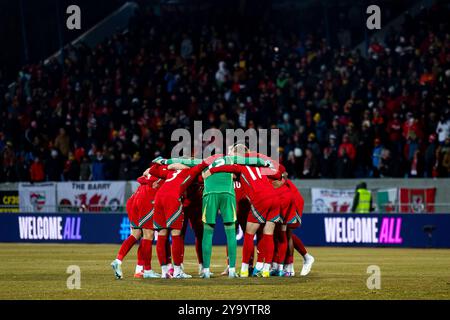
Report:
0,243,449,300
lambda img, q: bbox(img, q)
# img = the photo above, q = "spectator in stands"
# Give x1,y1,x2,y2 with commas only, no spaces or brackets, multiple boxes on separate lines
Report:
436,114,450,144
355,121,373,177
54,128,71,158
79,156,91,181
104,152,119,180
409,149,423,178
1,141,16,181
336,134,355,178
46,149,63,181
306,133,321,159
424,134,438,177
320,144,336,178
371,138,383,178
180,33,193,60
0,132,5,153
29,157,45,182
215,61,229,87
1,3,449,182
442,148,450,178
302,148,318,178
118,153,131,180
91,151,106,181
128,152,143,179
386,112,403,156
63,152,80,181
379,148,394,177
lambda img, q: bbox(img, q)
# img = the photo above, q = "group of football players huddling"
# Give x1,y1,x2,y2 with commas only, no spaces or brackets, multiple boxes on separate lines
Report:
111,144,314,279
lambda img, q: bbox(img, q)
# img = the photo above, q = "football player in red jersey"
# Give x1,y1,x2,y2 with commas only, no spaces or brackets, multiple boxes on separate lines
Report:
111,167,162,279
149,160,208,278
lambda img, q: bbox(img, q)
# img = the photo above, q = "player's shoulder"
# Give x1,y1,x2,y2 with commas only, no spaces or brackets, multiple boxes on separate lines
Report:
204,153,223,164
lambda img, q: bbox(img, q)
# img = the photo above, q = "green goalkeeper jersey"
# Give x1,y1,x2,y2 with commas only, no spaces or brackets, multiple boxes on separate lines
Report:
166,155,266,197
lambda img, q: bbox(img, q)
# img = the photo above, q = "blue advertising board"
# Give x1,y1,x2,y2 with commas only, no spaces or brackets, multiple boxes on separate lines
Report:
0,213,449,248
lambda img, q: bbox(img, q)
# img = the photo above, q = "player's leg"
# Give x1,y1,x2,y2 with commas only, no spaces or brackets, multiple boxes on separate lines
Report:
170,227,191,278
201,223,215,278
181,212,189,267
135,207,154,278
273,193,294,276
165,199,189,279
222,208,248,276
253,228,265,276
283,206,301,276
241,221,260,277
165,234,173,276
246,202,267,277
224,222,237,277
185,207,204,274
292,233,315,276
201,194,219,278
155,228,170,278
139,208,161,278
111,227,141,280
220,194,238,278
190,214,204,275
135,239,145,277
270,225,280,275
273,224,288,276
271,225,280,275
140,227,160,279
252,199,279,277
153,199,171,278
284,227,295,276
260,221,276,277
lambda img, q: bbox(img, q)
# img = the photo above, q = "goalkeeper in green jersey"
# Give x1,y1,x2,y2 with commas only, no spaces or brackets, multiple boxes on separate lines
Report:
154,148,269,278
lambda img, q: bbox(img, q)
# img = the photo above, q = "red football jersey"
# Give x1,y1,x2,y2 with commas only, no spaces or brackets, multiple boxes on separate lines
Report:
286,179,304,217
210,164,277,204
149,162,208,197
133,174,163,215
267,162,285,181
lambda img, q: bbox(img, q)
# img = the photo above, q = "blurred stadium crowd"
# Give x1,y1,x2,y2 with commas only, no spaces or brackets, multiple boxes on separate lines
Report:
0,3,449,182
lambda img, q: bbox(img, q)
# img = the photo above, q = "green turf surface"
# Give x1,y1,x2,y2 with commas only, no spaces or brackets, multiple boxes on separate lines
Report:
0,243,449,300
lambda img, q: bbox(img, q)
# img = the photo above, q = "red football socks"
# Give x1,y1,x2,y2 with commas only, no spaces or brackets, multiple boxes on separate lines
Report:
156,235,168,266
292,234,308,256
165,236,172,264
261,234,274,264
276,231,288,264
140,239,152,271
171,234,184,266
116,235,137,261
137,240,145,266
242,232,255,264
256,236,265,263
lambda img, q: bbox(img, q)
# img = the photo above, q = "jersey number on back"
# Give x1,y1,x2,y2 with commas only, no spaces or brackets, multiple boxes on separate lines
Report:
245,166,262,180
166,170,181,182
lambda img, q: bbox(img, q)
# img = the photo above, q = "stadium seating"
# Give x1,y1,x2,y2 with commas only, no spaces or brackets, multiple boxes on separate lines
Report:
0,3,449,182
